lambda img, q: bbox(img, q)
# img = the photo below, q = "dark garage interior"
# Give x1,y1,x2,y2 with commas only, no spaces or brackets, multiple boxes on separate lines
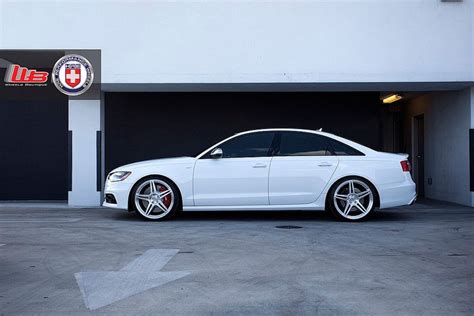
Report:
0,100,68,200
104,92,385,174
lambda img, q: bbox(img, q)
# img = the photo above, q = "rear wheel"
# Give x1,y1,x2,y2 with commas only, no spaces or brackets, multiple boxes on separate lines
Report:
131,176,180,220
328,177,375,221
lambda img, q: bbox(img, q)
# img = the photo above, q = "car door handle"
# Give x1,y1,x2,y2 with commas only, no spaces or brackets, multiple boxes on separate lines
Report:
318,162,333,167
252,163,267,168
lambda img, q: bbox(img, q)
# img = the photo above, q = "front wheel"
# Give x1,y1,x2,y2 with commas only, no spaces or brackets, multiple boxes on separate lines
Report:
130,176,181,220
327,177,376,221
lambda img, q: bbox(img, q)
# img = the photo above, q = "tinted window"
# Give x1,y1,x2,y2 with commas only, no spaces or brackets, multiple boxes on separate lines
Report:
209,132,275,158
328,139,364,156
277,132,331,156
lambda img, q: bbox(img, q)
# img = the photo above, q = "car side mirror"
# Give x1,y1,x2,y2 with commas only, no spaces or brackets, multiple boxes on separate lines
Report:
210,148,223,159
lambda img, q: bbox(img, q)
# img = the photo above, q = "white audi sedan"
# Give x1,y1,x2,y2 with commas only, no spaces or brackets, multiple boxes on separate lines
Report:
103,128,416,221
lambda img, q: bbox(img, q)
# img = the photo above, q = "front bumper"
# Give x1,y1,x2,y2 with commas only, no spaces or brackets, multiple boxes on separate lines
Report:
102,180,132,210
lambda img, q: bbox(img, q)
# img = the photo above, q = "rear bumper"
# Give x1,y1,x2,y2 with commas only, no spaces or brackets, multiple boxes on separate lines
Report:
378,178,417,209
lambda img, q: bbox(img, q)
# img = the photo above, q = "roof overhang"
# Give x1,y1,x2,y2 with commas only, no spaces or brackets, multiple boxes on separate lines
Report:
101,82,473,93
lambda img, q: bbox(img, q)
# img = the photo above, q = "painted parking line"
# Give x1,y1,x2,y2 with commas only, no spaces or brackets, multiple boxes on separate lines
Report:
75,249,190,310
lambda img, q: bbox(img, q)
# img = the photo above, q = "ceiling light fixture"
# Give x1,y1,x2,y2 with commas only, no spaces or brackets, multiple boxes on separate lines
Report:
382,94,403,104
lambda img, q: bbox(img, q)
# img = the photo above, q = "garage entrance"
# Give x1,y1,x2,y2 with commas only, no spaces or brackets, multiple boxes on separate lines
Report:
0,100,68,200
104,92,383,174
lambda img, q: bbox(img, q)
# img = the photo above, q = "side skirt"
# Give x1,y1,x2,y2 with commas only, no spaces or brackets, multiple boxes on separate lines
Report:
182,204,325,212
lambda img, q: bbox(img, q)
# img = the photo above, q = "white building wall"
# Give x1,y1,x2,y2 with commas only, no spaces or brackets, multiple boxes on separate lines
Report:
0,0,472,207
425,89,472,206
0,0,472,84
405,89,473,206
68,100,101,206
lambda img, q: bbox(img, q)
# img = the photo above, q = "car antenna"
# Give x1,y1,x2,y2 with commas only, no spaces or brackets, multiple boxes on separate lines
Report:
317,128,323,132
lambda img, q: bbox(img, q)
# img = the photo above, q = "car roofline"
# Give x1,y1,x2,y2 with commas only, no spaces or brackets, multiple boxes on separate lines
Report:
195,128,377,159
233,128,323,136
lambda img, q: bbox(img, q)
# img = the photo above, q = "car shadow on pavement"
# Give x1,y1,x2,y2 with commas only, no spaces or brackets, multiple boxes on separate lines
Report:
110,208,411,222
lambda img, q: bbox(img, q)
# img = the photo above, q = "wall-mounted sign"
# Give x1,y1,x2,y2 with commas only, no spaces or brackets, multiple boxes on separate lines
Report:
52,54,94,96
4,64,49,85
0,49,100,101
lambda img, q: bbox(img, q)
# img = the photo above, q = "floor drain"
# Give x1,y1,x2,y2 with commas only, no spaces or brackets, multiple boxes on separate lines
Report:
275,225,303,229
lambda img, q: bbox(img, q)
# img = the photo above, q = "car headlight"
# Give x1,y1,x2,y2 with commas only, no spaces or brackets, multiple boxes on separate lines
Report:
107,171,131,182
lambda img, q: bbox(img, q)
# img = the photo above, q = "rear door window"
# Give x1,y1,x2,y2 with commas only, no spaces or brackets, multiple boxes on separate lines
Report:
277,132,331,156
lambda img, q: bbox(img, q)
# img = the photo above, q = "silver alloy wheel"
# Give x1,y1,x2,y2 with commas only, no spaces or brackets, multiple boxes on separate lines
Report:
333,179,374,220
134,179,175,219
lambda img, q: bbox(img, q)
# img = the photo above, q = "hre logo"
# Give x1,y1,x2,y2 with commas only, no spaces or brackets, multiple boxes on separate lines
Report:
52,54,94,96
4,64,49,84
65,64,81,88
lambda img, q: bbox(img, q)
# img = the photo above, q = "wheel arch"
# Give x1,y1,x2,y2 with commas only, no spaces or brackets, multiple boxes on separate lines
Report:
127,174,184,212
324,175,380,210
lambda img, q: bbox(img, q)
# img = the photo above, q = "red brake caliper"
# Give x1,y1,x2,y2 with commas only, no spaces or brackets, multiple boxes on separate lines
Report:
159,185,171,207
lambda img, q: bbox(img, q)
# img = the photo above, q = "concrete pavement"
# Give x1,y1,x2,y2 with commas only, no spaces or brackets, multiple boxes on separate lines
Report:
0,200,473,315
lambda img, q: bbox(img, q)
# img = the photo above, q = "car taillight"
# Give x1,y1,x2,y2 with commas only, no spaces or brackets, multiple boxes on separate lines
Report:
400,160,411,172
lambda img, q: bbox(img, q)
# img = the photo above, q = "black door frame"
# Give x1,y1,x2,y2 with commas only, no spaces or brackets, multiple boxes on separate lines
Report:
413,114,425,196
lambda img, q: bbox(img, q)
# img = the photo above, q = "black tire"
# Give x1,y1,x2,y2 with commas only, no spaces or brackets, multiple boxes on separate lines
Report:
130,176,181,221
327,177,376,222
